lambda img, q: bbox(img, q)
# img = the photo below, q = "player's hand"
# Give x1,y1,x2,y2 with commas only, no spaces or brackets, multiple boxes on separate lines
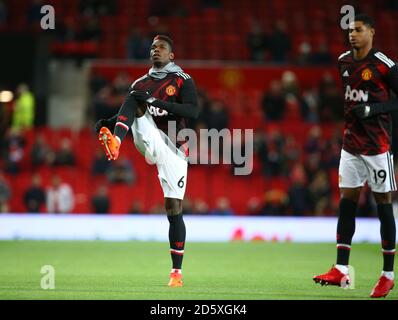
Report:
352,104,373,119
95,118,113,133
131,90,155,104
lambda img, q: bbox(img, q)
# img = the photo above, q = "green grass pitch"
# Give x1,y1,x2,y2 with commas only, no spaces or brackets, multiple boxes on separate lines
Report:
0,241,396,300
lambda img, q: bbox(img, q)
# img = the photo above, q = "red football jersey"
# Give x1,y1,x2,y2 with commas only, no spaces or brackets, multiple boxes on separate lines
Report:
338,48,398,155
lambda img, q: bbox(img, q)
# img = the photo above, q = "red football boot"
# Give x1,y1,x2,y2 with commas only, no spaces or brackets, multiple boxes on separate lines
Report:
313,266,350,287
370,275,394,298
168,271,183,287
98,127,120,161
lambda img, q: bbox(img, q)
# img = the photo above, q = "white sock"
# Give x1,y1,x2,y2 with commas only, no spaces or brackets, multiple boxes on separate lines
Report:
335,264,349,275
171,268,182,274
382,271,394,280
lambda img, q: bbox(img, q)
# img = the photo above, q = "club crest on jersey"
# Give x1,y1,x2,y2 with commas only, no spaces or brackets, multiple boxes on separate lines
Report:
361,68,372,81
148,105,168,117
345,85,368,102
165,85,176,96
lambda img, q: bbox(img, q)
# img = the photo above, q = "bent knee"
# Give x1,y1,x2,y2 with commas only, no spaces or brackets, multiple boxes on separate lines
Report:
340,187,362,203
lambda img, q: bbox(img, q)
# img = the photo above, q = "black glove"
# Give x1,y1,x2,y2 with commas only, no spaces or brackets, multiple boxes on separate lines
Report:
130,90,154,104
95,118,115,133
352,104,374,119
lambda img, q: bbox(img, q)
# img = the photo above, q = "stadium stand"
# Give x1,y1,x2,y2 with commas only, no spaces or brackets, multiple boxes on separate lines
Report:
1,0,397,216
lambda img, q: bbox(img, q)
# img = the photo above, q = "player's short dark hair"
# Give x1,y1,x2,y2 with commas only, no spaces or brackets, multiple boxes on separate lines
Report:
153,35,174,51
354,13,375,28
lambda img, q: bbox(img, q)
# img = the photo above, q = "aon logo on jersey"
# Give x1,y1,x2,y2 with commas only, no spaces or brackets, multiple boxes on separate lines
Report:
148,105,168,117
345,85,369,102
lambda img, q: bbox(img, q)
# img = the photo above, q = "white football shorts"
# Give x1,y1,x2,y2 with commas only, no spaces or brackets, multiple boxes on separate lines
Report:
339,149,397,193
131,111,188,200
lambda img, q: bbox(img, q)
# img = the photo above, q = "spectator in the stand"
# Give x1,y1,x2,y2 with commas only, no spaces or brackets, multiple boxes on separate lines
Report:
204,100,229,131
0,0,7,25
127,28,152,60
12,83,35,130
304,126,325,155
27,0,43,25
322,131,342,169
308,170,332,216
80,0,116,16
54,138,76,166
93,85,118,121
302,87,319,123
304,153,322,183
0,173,11,213
253,130,268,175
246,197,262,215
91,185,110,214
3,127,26,175
311,42,333,65
0,99,12,143
55,17,79,42
112,72,132,96
181,198,193,215
78,16,102,41
202,100,229,165
91,148,111,175
107,155,135,185
261,189,288,216
46,174,74,213
89,73,108,95
280,71,310,120
283,135,301,170
30,134,53,167
149,203,164,214
288,164,311,216
296,41,312,65
24,174,46,213
247,20,267,62
318,72,344,122
112,72,132,107
261,80,285,120
297,41,333,66
129,200,144,214
148,21,170,40
281,71,299,98
210,197,234,215
191,199,209,215
265,20,291,63
259,130,287,177
189,89,210,130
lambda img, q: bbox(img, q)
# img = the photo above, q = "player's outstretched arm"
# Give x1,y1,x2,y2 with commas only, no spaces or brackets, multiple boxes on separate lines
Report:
131,78,199,119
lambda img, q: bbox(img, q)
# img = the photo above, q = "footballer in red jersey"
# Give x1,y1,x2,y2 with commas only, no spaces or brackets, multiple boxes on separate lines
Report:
95,35,199,287
314,14,398,298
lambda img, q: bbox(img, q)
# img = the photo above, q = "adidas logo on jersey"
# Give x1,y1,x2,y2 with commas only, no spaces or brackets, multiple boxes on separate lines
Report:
345,85,368,102
343,70,349,77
